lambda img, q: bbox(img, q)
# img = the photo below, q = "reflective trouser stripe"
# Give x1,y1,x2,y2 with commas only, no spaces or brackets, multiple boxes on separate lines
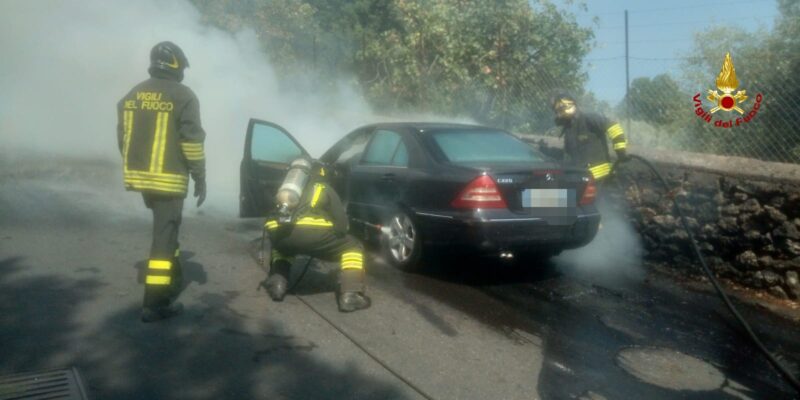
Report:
146,275,171,285
589,162,612,179
606,123,624,139
613,141,627,150
265,220,279,230
310,184,324,208
341,251,363,270
146,259,172,285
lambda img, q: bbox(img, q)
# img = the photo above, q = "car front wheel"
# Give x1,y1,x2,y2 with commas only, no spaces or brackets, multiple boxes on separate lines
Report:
381,211,423,272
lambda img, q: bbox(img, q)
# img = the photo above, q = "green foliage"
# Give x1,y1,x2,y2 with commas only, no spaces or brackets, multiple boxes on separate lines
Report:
678,1,800,163
620,74,687,126
189,0,593,131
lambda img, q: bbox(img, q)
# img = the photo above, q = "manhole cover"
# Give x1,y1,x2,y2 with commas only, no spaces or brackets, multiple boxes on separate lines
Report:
616,347,725,391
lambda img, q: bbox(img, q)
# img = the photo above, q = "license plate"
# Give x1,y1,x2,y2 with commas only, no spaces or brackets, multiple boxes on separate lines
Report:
522,189,570,207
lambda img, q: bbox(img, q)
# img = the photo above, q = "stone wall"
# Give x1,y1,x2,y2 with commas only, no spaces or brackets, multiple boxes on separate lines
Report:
521,135,800,301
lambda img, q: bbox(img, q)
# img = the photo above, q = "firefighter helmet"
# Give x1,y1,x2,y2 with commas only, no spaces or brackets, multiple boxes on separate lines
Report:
551,91,577,119
149,41,189,81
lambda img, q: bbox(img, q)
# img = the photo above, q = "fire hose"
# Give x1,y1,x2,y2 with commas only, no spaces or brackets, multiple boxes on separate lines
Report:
610,154,800,393
256,154,799,395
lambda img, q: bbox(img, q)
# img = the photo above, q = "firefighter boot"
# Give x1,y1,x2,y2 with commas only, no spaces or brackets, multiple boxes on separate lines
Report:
265,259,291,301
141,302,184,323
338,291,371,312
170,256,184,299
337,269,370,312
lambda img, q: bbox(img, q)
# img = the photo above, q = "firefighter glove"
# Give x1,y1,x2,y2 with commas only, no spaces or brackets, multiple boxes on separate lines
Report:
194,178,207,207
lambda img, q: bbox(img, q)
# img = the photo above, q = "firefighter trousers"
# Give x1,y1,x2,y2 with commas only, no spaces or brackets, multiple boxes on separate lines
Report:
142,193,184,308
269,225,365,293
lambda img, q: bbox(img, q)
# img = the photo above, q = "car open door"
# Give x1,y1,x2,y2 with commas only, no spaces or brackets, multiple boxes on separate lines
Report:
240,119,309,218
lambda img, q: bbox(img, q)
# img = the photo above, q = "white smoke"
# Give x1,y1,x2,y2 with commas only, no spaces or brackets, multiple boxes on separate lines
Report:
0,0,383,215
554,196,645,283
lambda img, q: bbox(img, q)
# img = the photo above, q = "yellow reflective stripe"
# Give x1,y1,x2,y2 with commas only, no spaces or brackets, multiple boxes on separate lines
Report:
149,112,163,172
123,110,134,172
124,179,186,193
156,112,169,172
589,163,611,179
310,184,324,208
265,220,279,230
124,170,188,184
148,259,172,270
341,262,363,270
181,142,205,161
146,275,171,285
613,141,627,150
181,142,203,150
124,177,186,190
296,217,333,227
606,124,624,139
342,251,363,269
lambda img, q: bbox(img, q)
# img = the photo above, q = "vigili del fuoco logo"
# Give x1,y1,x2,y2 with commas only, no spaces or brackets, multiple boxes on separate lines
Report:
693,52,763,128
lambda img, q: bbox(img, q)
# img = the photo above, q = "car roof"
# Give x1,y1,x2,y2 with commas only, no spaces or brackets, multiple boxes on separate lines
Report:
359,122,504,133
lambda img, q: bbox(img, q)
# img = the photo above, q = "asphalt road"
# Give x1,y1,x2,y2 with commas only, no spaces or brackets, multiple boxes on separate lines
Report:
1,158,798,399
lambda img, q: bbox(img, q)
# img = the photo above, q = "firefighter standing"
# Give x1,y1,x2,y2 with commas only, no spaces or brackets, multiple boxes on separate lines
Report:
262,158,370,312
117,41,207,322
551,92,629,181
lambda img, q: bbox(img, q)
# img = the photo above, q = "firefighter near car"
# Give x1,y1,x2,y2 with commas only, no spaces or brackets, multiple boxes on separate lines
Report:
551,92,629,181
116,41,207,323
261,157,371,313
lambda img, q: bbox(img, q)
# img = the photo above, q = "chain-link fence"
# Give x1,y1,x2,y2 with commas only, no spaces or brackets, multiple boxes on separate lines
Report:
489,56,800,165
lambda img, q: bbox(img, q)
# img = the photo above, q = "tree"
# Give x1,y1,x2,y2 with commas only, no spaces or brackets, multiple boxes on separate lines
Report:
680,0,800,162
620,74,687,126
189,0,594,132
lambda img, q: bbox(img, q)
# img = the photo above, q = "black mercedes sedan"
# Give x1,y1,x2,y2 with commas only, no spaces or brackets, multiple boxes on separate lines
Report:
240,119,600,271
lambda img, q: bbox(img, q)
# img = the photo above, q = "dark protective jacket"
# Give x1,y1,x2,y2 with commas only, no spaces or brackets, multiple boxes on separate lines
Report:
265,176,349,236
558,111,627,180
116,76,205,196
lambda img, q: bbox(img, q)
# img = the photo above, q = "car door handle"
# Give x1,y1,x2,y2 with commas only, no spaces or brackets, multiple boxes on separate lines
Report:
380,173,395,182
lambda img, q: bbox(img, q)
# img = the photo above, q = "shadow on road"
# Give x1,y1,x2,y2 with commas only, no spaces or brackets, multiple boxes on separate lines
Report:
0,256,414,399
391,254,794,399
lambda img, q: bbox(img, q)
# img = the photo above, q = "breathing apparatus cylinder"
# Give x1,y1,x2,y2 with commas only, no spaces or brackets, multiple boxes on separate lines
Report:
275,157,312,223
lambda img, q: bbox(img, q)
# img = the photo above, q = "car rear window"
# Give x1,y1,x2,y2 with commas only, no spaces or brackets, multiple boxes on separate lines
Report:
430,130,543,164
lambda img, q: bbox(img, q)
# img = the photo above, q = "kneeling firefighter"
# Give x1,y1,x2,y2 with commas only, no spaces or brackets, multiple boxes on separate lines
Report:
262,157,370,312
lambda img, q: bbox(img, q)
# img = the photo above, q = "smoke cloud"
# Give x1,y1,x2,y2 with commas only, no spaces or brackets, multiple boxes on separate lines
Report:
554,196,645,284
0,0,390,215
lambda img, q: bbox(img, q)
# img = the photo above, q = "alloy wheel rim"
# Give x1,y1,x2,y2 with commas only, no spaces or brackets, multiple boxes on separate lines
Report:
388,215,415,262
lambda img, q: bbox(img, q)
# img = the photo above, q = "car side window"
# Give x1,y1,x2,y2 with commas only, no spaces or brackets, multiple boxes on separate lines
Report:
334,131,371,165
250,123,303,163
363,130,407,166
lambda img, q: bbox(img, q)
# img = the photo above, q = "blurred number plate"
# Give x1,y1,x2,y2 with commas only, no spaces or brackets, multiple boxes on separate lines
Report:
522,189,569,207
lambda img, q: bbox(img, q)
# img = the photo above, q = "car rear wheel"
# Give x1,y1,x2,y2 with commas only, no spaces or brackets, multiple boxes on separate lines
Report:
381,211,423,272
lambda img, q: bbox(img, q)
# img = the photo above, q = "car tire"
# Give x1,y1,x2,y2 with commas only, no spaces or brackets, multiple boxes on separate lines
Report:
381,211,424,272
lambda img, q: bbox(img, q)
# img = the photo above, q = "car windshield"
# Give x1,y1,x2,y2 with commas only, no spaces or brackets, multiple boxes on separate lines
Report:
430,130,544,164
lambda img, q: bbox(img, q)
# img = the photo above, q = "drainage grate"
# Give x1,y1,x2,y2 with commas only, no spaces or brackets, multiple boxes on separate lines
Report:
0,368,89,400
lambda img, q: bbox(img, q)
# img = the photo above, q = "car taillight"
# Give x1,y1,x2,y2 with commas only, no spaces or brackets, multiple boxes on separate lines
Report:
579,177,597,205
451,175,507,209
